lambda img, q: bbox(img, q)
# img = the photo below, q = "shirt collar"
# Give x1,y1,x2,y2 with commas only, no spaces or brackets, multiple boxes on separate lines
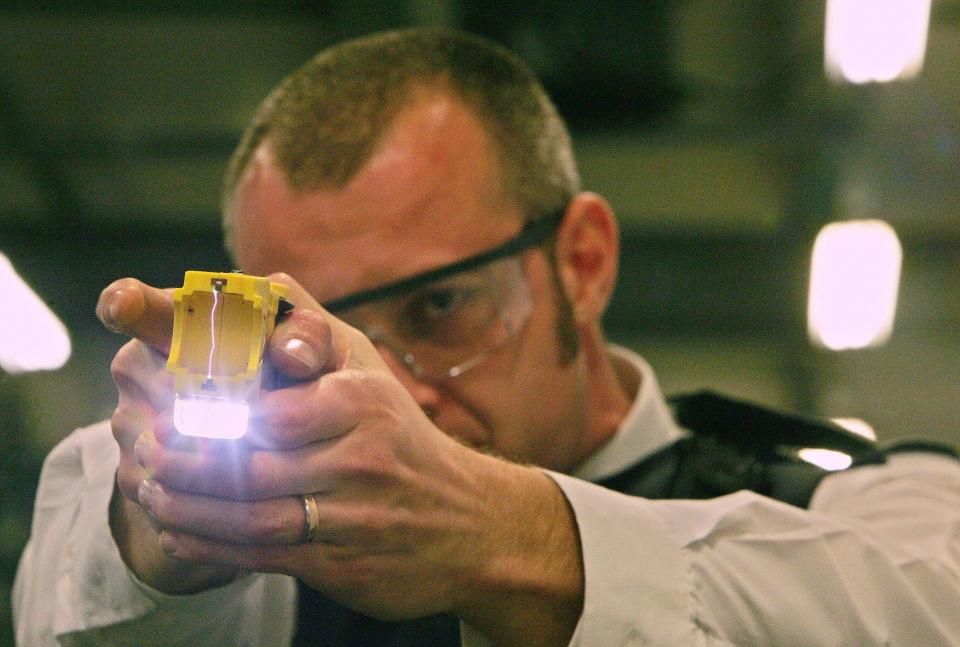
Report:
572,345,685,482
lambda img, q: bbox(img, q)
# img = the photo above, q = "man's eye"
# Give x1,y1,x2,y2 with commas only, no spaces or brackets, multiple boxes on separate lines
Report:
419,288,472,318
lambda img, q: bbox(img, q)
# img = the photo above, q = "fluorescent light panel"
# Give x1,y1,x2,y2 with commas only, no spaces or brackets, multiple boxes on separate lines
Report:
0,252,71,374
808,220,902,351
825,0,932,84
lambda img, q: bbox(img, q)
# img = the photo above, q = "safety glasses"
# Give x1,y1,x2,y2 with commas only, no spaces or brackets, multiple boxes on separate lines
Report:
324,211,563,380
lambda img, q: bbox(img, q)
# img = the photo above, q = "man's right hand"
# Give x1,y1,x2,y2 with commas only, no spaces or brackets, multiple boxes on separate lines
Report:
98,278,244,593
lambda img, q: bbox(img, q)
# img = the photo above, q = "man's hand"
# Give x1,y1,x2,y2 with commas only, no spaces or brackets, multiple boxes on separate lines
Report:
98,277,249,593
108,274,584,646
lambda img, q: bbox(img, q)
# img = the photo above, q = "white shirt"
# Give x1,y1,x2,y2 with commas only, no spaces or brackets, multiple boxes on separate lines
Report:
14,347,960,645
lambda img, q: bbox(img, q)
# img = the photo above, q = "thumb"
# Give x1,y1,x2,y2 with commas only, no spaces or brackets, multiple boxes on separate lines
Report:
264,273,388,379
96,278,175,354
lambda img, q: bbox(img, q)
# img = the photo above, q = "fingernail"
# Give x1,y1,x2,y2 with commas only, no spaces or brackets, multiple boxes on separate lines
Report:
134,435,152,468
283,338,317,371
109,292,120,321
158,530,178,554
138,479,160,509
98,289,125,332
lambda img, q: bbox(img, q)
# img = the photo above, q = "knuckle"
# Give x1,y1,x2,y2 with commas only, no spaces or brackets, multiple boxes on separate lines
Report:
341,440,396,482
268,272,294,285
111,403,140,431
143,492,171,522
111,406,150,448
116,466,143,502
110,341,155,387
329,368,372,403
110,406,128,435
346,325,378,354
290,307,328,330
109,343,135,381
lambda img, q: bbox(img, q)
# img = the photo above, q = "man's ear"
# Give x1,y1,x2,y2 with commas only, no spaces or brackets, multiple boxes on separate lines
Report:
552,192,620,324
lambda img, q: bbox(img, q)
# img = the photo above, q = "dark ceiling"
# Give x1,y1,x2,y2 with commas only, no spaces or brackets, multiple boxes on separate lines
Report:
0,0,958,419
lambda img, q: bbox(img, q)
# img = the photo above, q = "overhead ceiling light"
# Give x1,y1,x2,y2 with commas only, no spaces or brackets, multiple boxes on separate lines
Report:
831,417,878,441
0,252,71,374
807,220,902,351
798,448,854,471
825,0,932,84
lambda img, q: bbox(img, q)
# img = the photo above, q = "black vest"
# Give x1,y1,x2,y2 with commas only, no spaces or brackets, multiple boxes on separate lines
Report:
292,391,954,646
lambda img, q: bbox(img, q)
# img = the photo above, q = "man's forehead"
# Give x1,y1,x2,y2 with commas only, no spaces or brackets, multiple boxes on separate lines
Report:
238,146,513,252
231,115,524,301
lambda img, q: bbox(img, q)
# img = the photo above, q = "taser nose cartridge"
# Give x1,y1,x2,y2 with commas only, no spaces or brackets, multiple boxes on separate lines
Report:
166,271,290,439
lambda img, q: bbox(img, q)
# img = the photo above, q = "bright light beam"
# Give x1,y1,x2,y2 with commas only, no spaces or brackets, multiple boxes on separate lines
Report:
0,252,72,374
808,220,902,351
825,0,932,84
174,396,250,439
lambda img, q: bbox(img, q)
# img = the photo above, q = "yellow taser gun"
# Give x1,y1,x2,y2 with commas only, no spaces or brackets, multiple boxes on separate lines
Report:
167,271,289,439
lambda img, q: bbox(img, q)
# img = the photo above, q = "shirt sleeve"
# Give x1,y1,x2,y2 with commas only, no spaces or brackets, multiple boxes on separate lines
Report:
546,451,960,646
13,421,297,647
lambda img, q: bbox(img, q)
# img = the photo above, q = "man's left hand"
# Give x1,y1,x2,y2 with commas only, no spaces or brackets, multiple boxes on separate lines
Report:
134,274,583,646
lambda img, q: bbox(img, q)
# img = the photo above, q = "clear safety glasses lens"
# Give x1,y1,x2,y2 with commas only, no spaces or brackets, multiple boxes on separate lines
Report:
337,255,533,380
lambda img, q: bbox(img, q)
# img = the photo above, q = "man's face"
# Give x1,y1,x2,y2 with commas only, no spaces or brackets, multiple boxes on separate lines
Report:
229,92,588,471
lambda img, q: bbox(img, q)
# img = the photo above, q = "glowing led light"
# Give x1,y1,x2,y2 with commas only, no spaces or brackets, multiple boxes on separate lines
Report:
831,417,877,441
0,252,71,374
825,0,931,84
808,220,902,351
174,396,250,439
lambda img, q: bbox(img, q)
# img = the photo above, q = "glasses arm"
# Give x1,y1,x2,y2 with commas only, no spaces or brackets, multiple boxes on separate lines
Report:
323,210,564,313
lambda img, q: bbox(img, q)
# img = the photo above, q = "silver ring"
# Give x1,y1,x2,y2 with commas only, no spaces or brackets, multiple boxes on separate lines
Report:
300,493,320,543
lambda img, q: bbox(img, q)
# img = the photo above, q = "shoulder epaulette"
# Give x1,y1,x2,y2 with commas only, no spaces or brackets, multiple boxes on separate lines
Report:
670,390,885,465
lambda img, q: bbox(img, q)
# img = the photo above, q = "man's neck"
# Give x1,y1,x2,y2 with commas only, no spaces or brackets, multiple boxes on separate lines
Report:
577,327,636,468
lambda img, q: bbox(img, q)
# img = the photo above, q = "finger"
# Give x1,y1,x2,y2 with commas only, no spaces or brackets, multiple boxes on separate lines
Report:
267,308,334,381
141,483,406,549
138,480,307,545
157,530,305,574
305,496,409,547
111,398,160,502
264,273,341,381
266,273,387,375
110,339,175,412
245,370,371,449
117,450,152,503
137,422,326,499
97,278,175,354
265,273,321,310
111,395,159,449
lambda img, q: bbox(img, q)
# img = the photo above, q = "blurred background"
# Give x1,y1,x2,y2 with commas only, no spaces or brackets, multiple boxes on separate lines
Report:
1,1,959,641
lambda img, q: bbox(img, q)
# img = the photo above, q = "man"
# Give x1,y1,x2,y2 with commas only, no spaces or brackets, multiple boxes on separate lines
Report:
14,27,960,646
